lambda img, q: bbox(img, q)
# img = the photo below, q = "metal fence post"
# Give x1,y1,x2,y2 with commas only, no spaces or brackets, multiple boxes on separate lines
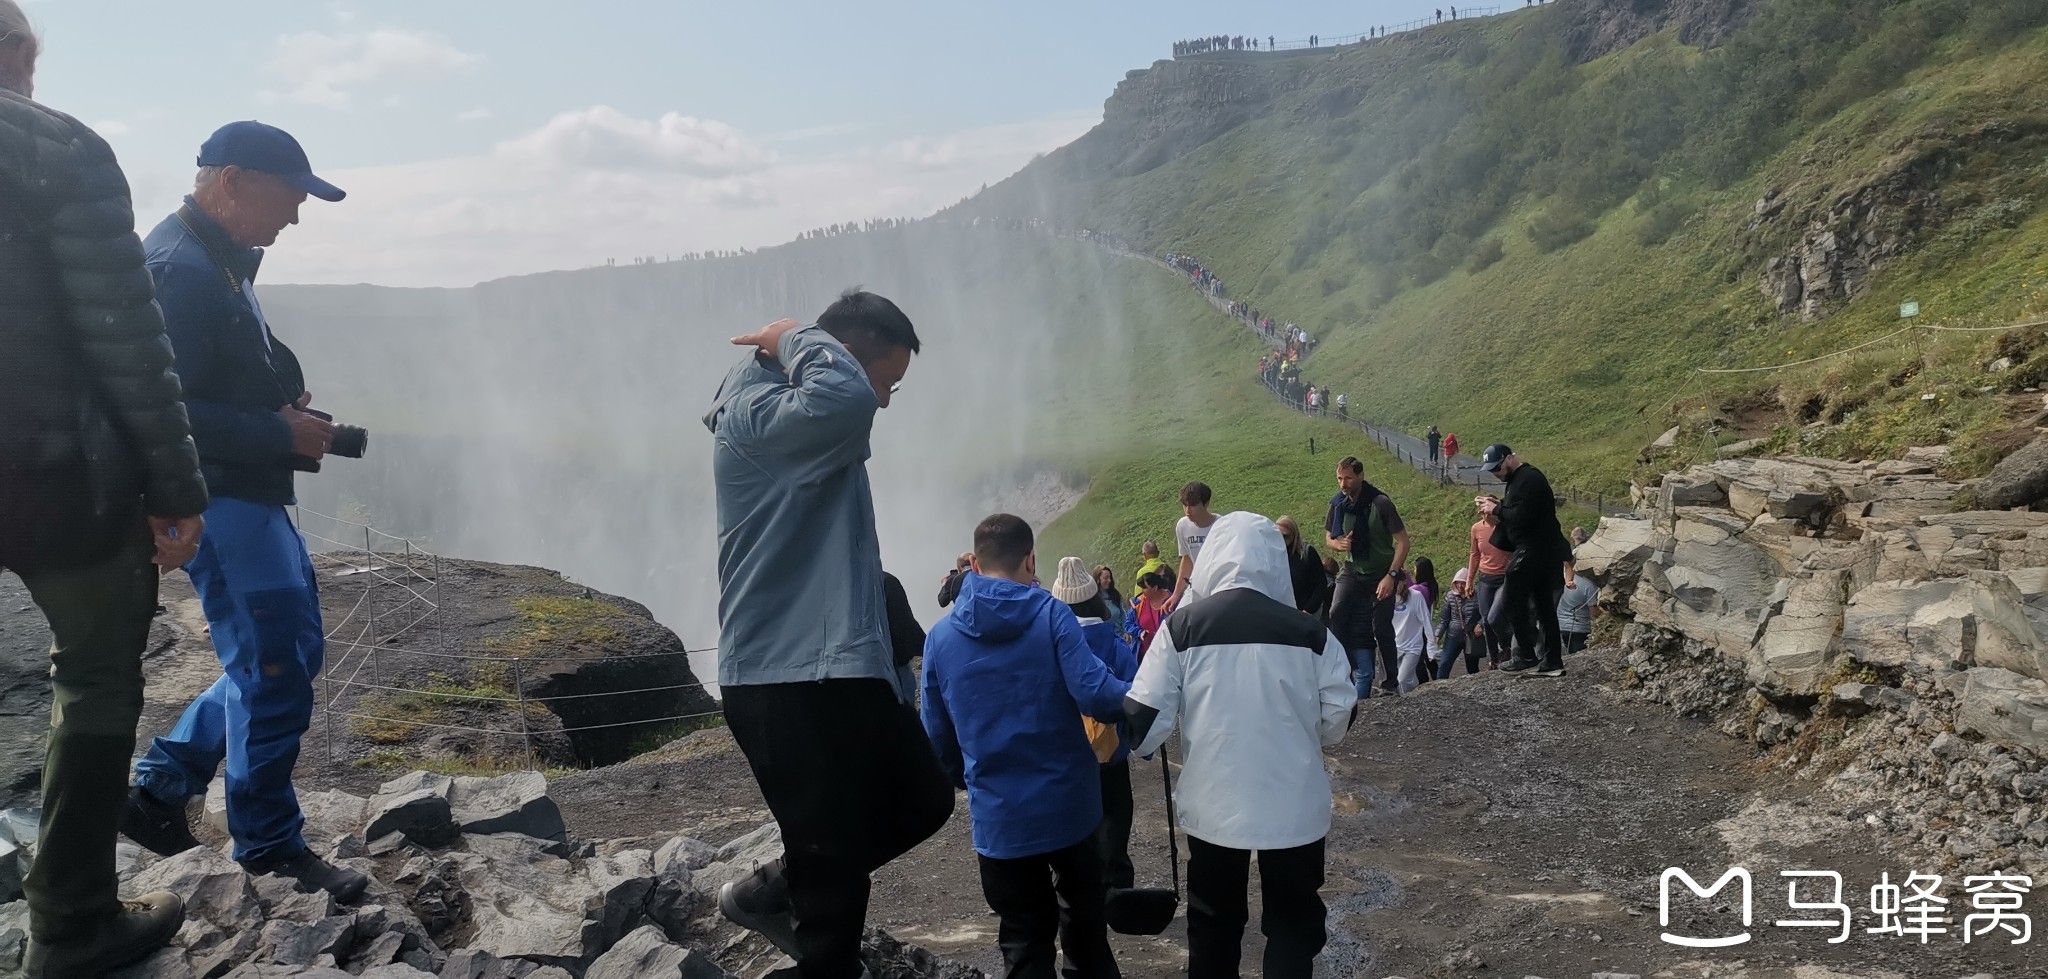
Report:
512,658,535,772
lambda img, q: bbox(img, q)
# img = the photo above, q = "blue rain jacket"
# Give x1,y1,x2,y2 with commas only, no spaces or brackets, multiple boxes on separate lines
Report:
921,574,1131,859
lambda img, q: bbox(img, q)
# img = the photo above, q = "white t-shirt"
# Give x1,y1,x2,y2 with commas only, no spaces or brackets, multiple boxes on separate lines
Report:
1176,516,1213,569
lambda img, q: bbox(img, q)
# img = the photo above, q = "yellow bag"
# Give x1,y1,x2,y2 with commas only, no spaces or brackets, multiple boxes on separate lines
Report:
1084,716,1120,764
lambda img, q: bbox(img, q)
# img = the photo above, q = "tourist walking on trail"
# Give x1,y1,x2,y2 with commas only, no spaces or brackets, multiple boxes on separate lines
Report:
1389,572,1438,693
1480,444,1571,677
127,122,371,904
1336,393,1348,419
939,551,973,608
1055,558,1143,898
1275,516,1329,615
1435,569,1485,678
1325,456,1411,698
1125,512,1357,979
1170,482,1218,609
1427,425,1442,466
1133,540,1167,597
3,10,211,970
1557,570,1598,655
921,523,1129,979
1442,432,1460,478
1127,572,1174,660
707,292,955,979
1465,494,1512,669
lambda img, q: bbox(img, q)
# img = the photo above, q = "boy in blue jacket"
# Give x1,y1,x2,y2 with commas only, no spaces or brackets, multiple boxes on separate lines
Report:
922,515,1130,979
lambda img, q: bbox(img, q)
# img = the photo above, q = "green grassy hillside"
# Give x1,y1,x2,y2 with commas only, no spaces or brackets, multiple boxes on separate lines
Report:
1029,240,1597,590
968,0,2048,492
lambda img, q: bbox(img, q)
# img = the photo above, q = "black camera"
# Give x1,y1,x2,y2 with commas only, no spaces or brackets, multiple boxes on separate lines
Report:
291,407,369,472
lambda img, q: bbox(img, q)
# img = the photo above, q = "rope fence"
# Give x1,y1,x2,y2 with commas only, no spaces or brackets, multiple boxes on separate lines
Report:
287,505,717,773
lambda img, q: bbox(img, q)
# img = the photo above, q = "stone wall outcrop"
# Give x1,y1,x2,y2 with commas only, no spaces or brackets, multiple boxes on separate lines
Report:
1591,453,2048,873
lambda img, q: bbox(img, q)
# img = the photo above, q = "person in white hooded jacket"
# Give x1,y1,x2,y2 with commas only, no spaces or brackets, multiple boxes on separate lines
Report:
1124,512,1357,979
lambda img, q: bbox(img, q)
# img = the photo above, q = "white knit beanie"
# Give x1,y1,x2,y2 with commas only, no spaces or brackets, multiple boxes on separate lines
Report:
1050,556,1100,605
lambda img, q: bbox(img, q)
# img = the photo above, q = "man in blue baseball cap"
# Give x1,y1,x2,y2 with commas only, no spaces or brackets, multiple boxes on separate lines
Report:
120,121,370,903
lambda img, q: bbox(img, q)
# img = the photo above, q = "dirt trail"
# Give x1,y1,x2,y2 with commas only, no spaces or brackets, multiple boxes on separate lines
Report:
553,648,2041,979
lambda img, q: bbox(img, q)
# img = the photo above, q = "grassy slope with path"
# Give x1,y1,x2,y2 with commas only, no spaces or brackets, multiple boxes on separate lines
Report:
1032,238,1597,588
970,0,2048,497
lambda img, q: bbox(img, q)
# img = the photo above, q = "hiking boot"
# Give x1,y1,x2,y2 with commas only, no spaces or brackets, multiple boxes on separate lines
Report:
1501,658,1538,673
23,891,183,979
240,849,370,904
721,863,800,960
1530,661,1568,678
119,786,199,857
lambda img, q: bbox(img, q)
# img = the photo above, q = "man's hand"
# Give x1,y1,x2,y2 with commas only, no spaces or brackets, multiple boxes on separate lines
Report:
1376,573,1397,602
1328,533,1352,554
283,405,334,459
1477,496,1498,516
147,515,203,572
956,552,973,571
731,318,803,361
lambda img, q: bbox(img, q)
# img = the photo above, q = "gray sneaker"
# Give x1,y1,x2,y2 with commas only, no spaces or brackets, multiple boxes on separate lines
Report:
721,867,800,960
23,891,183,979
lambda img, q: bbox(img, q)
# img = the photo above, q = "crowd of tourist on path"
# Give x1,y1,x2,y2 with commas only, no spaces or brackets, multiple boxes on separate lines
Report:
698,271,1601,979
1171,3,1552,57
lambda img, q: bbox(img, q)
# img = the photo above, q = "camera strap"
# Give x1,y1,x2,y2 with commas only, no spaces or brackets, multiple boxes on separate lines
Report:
175,203,248,296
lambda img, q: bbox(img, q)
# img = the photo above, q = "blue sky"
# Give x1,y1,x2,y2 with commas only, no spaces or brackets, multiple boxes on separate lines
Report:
23,0,1433,285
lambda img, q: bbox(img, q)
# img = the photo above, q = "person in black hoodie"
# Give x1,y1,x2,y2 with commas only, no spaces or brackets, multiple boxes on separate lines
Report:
1274,516,1328,615
1478,444,1570,677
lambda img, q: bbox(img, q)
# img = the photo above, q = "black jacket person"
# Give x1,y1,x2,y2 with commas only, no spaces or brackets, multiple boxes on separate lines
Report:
1481,443,1570,675
1,31,208,971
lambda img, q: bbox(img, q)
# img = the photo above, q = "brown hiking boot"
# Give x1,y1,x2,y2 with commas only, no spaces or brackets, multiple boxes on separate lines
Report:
23,891,183,979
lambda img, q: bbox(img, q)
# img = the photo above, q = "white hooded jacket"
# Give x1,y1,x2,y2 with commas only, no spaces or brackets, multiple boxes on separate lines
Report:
1128,511,1359,850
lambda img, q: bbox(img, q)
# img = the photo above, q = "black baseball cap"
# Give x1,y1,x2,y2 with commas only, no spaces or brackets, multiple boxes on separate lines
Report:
196,121,346,202
1480,443,1513,474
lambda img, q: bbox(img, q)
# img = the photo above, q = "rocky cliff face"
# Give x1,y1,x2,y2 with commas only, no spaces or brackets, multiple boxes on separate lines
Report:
1552,0,1755,63
1586,452,2048,875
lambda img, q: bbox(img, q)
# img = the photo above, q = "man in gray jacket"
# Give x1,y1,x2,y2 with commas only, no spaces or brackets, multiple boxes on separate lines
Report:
703,289,954,979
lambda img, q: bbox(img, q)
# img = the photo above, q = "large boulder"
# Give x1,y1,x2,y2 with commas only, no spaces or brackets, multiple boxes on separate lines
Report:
129,846,261,964
1840,573,2046,677
1632,508,1785,655
1575,516,1657,600
1956,667,2048,754
448,772,566,842
584,925,726,979
1976,434,2048,510
367,773,458,848
1752,571,1847,696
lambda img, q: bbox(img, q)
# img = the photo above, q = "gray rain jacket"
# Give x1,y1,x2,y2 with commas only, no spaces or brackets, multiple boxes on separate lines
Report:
703,325,908,700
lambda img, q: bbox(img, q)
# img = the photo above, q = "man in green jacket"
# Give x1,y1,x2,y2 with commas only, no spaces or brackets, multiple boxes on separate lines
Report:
1,7,209,973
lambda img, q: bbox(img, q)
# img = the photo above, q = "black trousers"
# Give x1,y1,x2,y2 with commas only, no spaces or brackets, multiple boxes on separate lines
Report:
1329,568,1397,693
1185,835,1327,979
1493,559,1565,667
723,679,957,979
978,838,1121,979
1097,760,1134,891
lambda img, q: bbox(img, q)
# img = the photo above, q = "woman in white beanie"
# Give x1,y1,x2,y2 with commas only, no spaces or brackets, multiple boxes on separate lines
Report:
1053,556,1141,897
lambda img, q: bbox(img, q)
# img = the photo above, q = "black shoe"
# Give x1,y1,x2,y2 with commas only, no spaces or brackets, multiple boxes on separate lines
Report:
1530,661,1567,678
23,891,183,979
1501,658,1538,673
240,849,370,904
721,863,800,960
119,786,199,857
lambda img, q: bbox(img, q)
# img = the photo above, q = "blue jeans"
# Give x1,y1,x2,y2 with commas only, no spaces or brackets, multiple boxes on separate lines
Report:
1435,630,1479,679
134,498,324,862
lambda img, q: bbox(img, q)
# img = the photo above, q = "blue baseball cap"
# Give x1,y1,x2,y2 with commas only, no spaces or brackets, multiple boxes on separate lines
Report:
196,121,345,202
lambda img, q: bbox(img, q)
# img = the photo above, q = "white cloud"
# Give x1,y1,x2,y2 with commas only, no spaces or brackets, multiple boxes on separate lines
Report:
498,106,774,177
223,107,1099,287
456,106,493,122
264,28,479,107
